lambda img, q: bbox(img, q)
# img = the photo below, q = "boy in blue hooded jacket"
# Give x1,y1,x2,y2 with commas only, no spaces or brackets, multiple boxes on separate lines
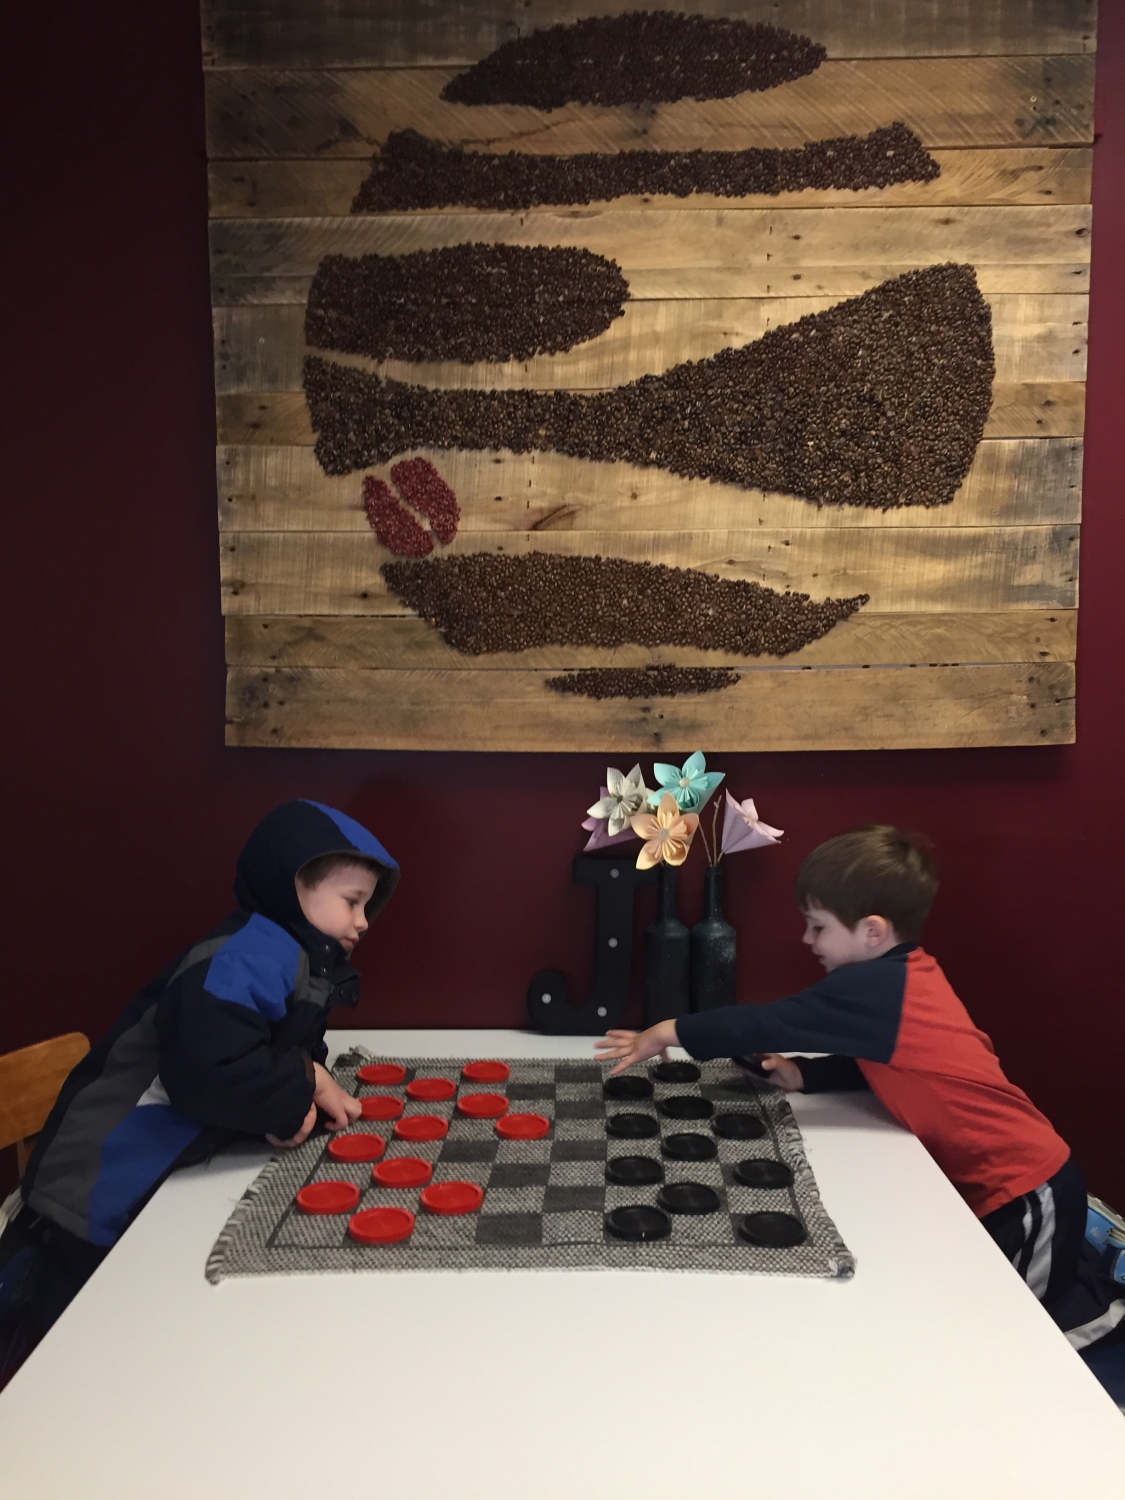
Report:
0,799,398,1370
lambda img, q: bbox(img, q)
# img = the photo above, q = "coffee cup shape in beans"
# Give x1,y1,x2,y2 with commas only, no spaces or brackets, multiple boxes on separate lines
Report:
304,264,993,510
440,14,826,108
353,125,939,214
306,245,628,364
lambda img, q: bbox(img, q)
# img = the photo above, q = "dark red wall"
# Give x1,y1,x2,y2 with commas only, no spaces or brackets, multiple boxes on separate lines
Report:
3,4,1122,1206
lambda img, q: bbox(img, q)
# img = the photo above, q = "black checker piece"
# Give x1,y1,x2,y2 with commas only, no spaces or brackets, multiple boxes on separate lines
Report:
603,1074,654,1101
650,1061,700,1084
551,1138,607,1162
733,1158,793,1189
736,1212,807,1247
661,1132,717,1162
489,1164,551,1189
606,1112,659,1139
605,1155,663,1187
658,1095,714,1121
476,1214,543,1246
658,1182,721,1216
712,1112,766,1140
605,1205,671,1242
439,1140,499,1163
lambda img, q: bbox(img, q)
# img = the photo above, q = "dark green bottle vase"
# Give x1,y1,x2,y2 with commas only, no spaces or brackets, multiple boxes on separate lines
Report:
690,864,737,1011
644,865,690,1025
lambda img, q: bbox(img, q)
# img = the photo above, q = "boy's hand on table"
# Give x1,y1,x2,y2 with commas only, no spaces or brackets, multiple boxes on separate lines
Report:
266,1102,316,1150
312,1061,363,1130
594,1021,679,1076
757,1054,804,1091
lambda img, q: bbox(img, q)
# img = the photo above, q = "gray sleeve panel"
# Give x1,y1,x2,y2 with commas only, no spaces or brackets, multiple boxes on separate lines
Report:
24,937,231,1240
25,1009,164,1240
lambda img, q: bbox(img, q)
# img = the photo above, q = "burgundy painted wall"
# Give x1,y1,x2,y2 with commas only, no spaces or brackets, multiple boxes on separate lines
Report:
2,4,1122,1206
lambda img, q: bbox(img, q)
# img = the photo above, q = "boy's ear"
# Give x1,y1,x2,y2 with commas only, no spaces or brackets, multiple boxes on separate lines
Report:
862,914,893,948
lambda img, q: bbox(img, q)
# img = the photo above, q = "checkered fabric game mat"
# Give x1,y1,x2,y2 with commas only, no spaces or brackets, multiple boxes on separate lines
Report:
205,1052,855,1282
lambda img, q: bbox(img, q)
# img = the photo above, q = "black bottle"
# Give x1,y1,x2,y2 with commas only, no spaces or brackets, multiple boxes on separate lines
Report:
643,865,690,1026
690,864,737,1011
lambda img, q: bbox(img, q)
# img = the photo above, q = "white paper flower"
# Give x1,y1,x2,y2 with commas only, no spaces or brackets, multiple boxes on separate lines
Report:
587,764,652,838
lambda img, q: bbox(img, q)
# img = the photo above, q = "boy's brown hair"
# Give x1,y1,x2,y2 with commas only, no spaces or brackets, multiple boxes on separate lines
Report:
794,825,938,943
296,852,382,889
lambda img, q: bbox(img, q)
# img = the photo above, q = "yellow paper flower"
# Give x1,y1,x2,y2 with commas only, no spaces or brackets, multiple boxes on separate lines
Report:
630,793,700,870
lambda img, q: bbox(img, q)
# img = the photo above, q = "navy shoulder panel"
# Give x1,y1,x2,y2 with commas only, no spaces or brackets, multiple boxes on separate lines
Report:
201,912,300,1022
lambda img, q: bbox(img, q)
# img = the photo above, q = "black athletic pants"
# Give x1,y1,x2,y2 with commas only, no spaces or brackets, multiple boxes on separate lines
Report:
981,1155,1125,1351
0,1207,108,1385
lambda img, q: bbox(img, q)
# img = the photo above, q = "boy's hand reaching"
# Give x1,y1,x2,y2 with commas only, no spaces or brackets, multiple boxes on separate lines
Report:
757,1054,805,1091
311,1061,363,1130
594,1020,679,1076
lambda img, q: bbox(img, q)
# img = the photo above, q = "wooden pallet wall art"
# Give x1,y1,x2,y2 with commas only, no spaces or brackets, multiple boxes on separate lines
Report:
203,0,1094,751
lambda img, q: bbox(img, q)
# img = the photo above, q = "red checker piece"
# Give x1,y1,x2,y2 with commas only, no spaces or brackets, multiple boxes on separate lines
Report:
360,1096,404,1121
356,1063,406,1085
327,1133,386,1163
348,1207,415,1245
463,1060,510,1083
496,1113,551,1141
456,1092,509,1119
394,1114,449,1142
296,1180,361,1216
406,1076,456,1102
372,1157,432,1188
421,1181,484,1216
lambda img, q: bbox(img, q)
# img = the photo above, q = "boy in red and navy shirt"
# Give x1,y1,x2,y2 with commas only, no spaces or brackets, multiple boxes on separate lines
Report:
597,825,1124,1351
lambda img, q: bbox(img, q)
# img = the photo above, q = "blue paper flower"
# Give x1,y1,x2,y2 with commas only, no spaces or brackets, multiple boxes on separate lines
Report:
649,751,724,812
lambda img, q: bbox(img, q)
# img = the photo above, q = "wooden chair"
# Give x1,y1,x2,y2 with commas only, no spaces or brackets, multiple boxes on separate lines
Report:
0,1034,90,1177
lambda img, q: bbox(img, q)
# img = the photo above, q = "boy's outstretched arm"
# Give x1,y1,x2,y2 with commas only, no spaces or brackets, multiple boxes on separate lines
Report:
595,1021,679,1074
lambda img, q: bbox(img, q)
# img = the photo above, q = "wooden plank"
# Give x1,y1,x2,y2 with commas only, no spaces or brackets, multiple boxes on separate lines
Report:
225,610,1078,669
215,380,1087,443
208,207,1092,288
214,293,1089,392
202,1,1097,69
217,439,1083,532
211,264,1091,304
224,662,1076,751
206,147,1094,219
219,526,1080,616
204,59,1094,159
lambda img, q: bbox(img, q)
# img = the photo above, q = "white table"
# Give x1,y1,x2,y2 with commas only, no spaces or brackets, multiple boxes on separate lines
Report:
3,1030,1123,1499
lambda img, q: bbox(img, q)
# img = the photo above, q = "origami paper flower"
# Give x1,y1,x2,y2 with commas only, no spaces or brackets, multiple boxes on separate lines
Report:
586,764,651,838
630,793,700,869
650,751,724,812
721,790,784,855
581,789,641,852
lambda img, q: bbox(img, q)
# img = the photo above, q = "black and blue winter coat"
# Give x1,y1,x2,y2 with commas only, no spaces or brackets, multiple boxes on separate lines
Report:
21,800,399,1247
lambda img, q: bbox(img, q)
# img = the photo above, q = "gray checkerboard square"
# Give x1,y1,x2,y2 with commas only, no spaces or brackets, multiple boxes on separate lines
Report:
554,1065,602,1083
476,1213,543,1246
548,1160,604,1187
439,1139,498,1164
543,1184,606,1213
506,1082,556,1101
482,1184,547,1214
543,1210,604,1246
554,1098,606,1121
489,1164,551,1190
551,1138,606,1162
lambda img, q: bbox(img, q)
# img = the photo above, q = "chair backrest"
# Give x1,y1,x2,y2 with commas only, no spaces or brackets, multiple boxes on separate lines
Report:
0,1033,91,1174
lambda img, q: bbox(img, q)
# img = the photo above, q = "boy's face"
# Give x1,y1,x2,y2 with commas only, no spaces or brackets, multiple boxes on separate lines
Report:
801,904,896,971
296,864,378,954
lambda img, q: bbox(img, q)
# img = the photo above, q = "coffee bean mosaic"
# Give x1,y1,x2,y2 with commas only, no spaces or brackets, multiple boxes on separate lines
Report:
546,666,740,699
440,13,826,109
380,553,868,658
305,245,629,363
364,477,434,557
305,264,994,509
352,124,939,214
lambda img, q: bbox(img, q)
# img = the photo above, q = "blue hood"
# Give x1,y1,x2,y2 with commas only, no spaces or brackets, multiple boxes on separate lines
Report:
233,800,400,939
